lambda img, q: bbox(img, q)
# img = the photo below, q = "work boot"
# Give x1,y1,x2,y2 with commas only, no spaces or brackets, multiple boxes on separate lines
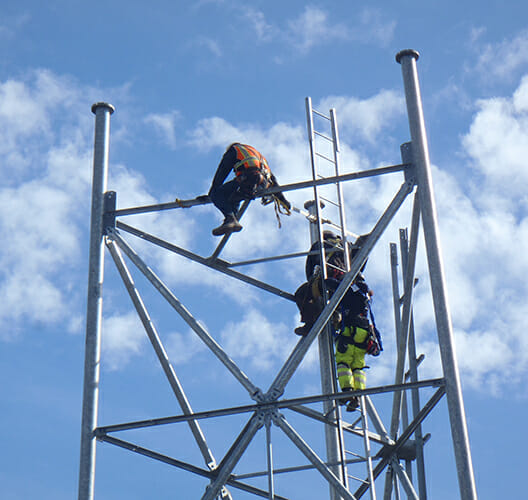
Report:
212,215,242,236
294,324,310,336
346,396,359,412
339,387,353,406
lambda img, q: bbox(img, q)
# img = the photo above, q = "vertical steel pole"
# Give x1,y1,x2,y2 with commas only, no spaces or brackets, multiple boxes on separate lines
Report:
396,49,477,500
78,102,114,500
305,200,348,499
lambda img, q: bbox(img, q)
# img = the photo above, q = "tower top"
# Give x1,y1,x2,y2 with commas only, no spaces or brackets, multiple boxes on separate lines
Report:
396,49,420,63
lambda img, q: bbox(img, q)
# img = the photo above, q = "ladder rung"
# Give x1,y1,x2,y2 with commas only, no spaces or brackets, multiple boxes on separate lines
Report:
315,151,336,164
319,196,340,208
345,449,364,460
312,108,331,120
314,130,334,142
347,474,370,485
326,261,346,272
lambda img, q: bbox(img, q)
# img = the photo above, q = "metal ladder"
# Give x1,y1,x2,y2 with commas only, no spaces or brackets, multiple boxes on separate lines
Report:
305,97,377,500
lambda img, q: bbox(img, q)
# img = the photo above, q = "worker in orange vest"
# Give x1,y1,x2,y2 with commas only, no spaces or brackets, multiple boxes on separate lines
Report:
208,143,290,236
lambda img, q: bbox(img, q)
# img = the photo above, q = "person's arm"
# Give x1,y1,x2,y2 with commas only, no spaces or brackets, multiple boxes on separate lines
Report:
210,146,237,191
266,173,290,208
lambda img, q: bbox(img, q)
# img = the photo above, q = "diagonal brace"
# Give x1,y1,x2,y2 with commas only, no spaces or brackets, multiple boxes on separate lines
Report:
108,228,263,400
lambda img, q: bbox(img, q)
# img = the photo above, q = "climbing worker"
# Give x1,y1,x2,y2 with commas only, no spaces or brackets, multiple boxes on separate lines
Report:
293,230,381,411
208,143,291,236
330,273,381,412
294,231,365,336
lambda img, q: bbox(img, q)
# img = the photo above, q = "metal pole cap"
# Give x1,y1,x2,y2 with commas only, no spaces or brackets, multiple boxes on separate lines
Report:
395,49,420,64
91,102,115,114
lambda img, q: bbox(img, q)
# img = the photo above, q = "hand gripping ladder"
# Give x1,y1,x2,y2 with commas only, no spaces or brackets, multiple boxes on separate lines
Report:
305,97,377,500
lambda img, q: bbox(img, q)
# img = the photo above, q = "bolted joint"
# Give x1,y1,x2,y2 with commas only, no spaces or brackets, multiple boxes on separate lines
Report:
378,439,418,462
251,388,265,403
103,191,117,236
400,142,417,186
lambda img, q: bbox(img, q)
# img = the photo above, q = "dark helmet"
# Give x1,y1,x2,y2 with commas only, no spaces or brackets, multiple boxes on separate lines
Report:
323,230,339,240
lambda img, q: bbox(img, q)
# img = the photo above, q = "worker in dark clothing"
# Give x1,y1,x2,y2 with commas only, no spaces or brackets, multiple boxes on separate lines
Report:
208,143,291,236
294,231,381,411
329,275,379,411
294,231,364,336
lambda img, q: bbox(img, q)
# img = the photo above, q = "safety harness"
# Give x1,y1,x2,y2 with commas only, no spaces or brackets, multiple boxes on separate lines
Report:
334,288,383,356
261,193,291,227
232,143,272,187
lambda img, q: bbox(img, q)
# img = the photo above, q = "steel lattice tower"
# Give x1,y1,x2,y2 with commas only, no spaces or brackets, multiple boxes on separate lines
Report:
78,50,478,500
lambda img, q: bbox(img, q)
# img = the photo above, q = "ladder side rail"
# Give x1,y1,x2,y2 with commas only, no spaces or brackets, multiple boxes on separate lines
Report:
330,107,351,272
305,97,329,280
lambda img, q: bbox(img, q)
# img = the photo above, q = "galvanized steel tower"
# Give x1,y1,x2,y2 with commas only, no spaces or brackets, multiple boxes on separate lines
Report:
78,50,477,500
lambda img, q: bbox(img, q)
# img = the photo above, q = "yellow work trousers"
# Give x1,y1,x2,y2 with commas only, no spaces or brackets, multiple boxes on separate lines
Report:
335,326,368,391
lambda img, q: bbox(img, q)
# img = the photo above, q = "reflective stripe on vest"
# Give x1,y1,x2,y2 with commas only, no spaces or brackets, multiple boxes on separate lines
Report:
232,144,271,178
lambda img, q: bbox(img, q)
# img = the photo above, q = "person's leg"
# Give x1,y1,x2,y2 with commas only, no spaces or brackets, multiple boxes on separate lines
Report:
209,146,240,218
335,344,356,409
294,283,321,336
350,328,368,391
345,340,367,412
210,179,241,218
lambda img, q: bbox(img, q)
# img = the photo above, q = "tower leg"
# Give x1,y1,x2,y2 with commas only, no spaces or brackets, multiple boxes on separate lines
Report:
78,102,115,500
396,50,477,500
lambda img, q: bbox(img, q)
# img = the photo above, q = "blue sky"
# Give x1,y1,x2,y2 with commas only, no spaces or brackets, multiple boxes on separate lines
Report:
1,1,527,499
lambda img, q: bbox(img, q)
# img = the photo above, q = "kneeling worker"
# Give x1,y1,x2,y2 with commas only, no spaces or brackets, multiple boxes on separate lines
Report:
208,143,290,236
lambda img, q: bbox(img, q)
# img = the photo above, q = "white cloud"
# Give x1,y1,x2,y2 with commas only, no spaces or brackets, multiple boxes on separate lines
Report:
474,30,528,81
241,7,275,42
191,36,223,57
0,70,164,340
400,75,528,392
220,308,296,370
355,8,396,47
318,91,405,143
102,311,145,370
286,6,395,54
144,110,181,149
463,76,528,200
3,63,527,397
287,6,348,53
166,328,208,365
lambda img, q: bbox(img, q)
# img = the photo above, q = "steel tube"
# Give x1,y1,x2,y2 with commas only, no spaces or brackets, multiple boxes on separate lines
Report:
396,49,477,500
98,435,283,499
115,221,295,301
399,227,427,500
267,180,414,400
290,405,392,445
390,194,420,440
96,378,444,435
202,414,263,500
273,411,356,500
106,238,219,472
265,418,275,500
305,201,348,497
358,397,376,500
113,164,409,217
109,229,262,399
392,459,419,500
354,386,446,499
78,102,114,500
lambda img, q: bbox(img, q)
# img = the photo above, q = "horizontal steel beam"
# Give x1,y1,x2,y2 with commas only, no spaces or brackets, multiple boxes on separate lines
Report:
354,386,446,499
115,221,295,301
112,163,410,217
96,378,444,435
98,434,288,500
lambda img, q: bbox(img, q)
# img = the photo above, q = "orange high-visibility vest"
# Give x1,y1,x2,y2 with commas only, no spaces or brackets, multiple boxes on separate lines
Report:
231,143,271,181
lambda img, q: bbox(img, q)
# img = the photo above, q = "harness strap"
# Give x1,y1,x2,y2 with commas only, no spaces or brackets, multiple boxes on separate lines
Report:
336,326,370,350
